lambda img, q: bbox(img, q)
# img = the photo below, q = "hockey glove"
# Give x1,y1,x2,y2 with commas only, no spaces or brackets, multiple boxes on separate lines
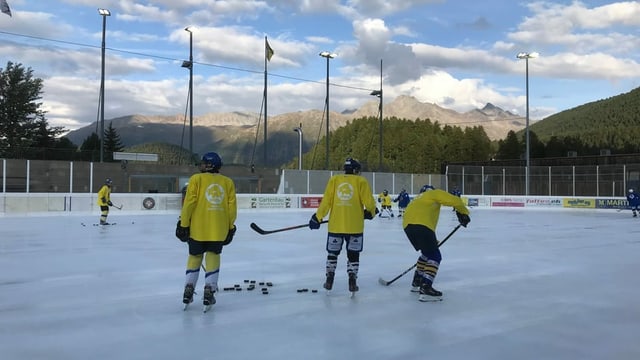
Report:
108,201,113,207
309,214,321,230
222,225,237,246
456,212,471,228
175,220,190,242
364,207,380,220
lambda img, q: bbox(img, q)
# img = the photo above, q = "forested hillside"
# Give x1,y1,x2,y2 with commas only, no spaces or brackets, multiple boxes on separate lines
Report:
297,117,492,173
528,87,640,154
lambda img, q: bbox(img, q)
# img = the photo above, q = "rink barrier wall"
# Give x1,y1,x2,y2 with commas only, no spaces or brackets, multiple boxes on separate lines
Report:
0,193,631,215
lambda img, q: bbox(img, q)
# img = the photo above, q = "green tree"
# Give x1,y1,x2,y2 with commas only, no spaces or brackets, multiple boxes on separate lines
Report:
0,62,45,158
104,122,124,161
79,132,100,162
496,130,522,160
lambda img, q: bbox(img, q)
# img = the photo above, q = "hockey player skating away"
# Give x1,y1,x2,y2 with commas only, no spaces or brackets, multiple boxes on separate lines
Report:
627,189,640,217
97,178,114,225
403,184,470,302
309,157,378,296
378,189,394,217
393,189,411,217
176,152,237,312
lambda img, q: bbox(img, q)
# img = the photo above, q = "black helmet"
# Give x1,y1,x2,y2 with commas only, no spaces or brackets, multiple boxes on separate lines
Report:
201,152,223,173
343,157,361,174
383,189,388,195
105,178,113,186
420,184,435,193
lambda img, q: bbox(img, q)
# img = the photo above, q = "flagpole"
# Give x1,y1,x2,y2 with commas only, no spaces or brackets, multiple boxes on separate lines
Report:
263,36,268,167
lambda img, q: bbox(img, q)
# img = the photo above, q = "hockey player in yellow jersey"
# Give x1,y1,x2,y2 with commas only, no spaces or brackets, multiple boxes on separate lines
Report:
176,152,237,311
97,178,113,225
309,157,378,294
377,189,394,217
403,184,470,302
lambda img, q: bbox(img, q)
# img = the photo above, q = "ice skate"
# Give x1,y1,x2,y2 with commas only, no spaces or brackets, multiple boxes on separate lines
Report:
410,271,421,293
323,272,335,291
418,284,443,302
182,283,195,310
348,273,359,297
203,285,215,313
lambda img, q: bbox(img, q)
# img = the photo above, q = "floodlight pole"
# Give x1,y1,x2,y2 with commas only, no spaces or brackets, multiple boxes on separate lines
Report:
185,27,194,161
98,8,110,163
370,59,383,171
320,51,336,170
293,124,303,170
517,52,537,196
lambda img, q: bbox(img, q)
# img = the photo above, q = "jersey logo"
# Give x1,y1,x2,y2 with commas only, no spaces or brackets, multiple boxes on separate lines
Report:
205,184,225,206
337,182,354,201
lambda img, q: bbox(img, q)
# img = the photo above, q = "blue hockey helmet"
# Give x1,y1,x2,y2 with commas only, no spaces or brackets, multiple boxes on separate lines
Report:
105,178,113,186
201,152,223,173
343,157,361,174
419,184,435,193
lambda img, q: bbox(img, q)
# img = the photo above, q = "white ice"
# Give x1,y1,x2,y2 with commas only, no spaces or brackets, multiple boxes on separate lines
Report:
1,208,639,360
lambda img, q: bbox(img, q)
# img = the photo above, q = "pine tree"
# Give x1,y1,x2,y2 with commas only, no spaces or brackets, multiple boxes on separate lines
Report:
104,122,124,162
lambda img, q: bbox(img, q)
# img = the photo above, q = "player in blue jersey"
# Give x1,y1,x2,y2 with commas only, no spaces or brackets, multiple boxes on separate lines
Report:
393,189,411,217
627,189,640,217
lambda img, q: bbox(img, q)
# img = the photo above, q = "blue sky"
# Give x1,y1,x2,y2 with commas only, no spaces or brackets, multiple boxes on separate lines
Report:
1,0,640,133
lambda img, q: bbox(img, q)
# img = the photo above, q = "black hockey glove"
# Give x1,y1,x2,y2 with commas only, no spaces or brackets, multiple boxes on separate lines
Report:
175,220,190,242
309,214,321,230
364,207,380,220
108,201,113,207
222,225,237,246
456,212,471,228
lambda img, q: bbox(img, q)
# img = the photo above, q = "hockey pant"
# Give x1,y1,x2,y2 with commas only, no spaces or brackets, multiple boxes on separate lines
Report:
185,240,223,291
325,233,363,277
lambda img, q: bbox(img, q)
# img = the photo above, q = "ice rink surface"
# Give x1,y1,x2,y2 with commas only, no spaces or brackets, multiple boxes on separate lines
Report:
1,207,640,360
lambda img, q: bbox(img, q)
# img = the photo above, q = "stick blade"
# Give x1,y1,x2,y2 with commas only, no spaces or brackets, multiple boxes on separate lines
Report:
250,222,268,235
378,277,390,286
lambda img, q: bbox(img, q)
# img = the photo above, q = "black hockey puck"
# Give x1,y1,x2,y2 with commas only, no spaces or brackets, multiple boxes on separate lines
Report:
311,289,318,293
235,287,242,291
262,291,269,294
296,289,304,293
250,280,256,284
259,282,265,286
244,279,250,283
247,286,255,291
234,284,241,287
266,282,273,287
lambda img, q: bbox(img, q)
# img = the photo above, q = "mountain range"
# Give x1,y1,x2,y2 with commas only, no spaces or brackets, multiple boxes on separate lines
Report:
64,95,526,166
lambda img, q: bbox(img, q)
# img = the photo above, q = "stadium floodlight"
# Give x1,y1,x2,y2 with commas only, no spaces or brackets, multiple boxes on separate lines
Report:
516,51,539,195
319,52,337,170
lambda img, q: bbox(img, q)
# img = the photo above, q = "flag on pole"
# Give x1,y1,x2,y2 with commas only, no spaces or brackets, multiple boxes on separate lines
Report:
266,39,274,61
1,0,11,17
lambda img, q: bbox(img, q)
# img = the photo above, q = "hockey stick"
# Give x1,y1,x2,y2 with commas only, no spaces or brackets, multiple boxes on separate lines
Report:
113,204,123,210
378,224,462,286
250,220,328,235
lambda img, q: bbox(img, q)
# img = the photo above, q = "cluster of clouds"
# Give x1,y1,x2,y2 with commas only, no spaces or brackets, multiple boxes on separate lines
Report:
1,0,640,131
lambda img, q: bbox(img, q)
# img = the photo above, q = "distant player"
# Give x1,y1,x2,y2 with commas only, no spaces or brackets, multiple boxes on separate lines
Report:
378,189,394,217
97,178,114,225
449,186,462,211
309,157,378,295
176,152,237,311
393,189,411,217
627,189,640,217
403,184,470,302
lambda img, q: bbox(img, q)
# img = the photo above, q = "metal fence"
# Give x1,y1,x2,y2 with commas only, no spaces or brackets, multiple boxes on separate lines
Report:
4,159,640,197
445,164,640,197
279,169,445,195
0,159,272,194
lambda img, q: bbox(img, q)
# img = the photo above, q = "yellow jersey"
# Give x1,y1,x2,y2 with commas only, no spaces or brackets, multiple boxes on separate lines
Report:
97,185,111,206
180,172,237,242
402,189,469,232
316,174,377,234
